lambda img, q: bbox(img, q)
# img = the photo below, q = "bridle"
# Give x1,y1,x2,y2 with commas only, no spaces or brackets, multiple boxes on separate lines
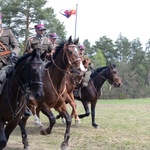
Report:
14,61,44,93
93,67,119,86
51,44,81,75
5,59,45,123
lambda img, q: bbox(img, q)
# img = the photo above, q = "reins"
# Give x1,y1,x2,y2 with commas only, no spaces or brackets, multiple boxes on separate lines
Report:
45,43,80,101
46,69,67,101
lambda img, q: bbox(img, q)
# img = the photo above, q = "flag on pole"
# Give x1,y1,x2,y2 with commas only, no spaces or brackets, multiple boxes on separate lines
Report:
59,9,76,18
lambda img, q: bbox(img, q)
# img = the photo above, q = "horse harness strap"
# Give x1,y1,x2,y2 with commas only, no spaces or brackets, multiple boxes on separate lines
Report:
90,79,101,96
51,56,69,74
5,98,26,125
46,69,67,101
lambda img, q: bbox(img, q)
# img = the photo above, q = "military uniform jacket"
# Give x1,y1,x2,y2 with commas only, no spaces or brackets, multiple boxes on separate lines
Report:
0,28,20,67
25,35,54,54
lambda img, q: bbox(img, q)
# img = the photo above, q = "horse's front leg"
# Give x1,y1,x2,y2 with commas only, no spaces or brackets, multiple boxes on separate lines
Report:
78,100,90,119
68,92,81,124
40,108,56,135
91,100,99,128
18,117,30,150
34,107,43,127
0,120,7,150
59,108,72,150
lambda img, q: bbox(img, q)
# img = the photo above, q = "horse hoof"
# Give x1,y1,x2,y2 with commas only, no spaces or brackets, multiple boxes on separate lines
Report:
75,119,81,124
61,143,68,150
93,125,100,129
35,122,44,128
40,130,47,135
24,145,30,150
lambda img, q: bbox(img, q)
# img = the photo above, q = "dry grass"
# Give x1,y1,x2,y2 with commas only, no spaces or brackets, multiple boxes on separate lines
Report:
4,98,150,150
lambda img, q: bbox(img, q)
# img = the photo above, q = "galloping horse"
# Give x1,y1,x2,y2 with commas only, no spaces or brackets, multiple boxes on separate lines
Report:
20,36,85,150
0,49,45,150
58,56,92,123
34,54,92,125
74,63,122,128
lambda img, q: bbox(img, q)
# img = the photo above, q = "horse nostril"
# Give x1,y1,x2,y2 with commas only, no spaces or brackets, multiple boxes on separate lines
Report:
118,83,122,87
35,91,44,100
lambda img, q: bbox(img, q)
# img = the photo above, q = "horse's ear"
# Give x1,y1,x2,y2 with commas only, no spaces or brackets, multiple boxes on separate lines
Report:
109,62,116,69
108,62,112,69
41,50,46,61
74,37,79,45
68,36,72,44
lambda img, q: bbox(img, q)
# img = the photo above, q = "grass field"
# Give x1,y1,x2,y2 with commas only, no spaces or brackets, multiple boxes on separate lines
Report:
4,98,150,150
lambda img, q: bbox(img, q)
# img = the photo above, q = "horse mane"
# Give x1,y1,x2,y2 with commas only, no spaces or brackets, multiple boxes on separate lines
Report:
15,53,31,69
15,50,42,69
53,40,66,59
53,37,77,59
91,66,108,78
91,64,116,78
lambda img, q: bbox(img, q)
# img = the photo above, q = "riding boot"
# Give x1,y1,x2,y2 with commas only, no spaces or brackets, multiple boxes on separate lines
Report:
24,108,32,118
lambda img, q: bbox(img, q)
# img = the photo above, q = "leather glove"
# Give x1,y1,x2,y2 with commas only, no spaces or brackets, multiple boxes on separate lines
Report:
9,52,18,64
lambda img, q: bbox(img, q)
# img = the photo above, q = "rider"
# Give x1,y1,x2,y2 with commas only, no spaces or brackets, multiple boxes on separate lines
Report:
24,23,55,121
24,23,55,60
0,13,20,87
0,13,30,117
78,45,93,87
49,33,58,54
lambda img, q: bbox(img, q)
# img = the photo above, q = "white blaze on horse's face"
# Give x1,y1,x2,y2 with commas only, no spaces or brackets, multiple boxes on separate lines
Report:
74,47,78,53
80,61,87,72
69,46,86,72
75,47,87,72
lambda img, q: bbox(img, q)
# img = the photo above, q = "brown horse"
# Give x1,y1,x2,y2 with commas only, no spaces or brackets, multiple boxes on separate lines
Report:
19,36,85,150
0,49,45,150
74,63,122,128
33,56,91,125
58,57,92,124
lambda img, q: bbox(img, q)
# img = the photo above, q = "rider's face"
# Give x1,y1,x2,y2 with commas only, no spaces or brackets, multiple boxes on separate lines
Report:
50,37,57,44
79,49,85,55
36,29,46,37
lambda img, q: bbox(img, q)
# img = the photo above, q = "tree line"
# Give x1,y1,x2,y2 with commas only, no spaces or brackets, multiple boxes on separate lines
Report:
1,0,150,99
84,35,150,99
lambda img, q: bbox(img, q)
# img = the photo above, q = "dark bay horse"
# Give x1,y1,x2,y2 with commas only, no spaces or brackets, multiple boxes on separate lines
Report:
74,63,122,128
0,49,45,150
20,36,85,150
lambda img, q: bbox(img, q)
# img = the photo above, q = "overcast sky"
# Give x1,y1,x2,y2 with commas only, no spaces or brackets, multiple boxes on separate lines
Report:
47,0,150,47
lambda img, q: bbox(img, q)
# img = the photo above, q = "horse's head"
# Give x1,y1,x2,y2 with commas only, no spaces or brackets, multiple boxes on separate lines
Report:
15,49,45,100
107,63,122,87
63,36,86,75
